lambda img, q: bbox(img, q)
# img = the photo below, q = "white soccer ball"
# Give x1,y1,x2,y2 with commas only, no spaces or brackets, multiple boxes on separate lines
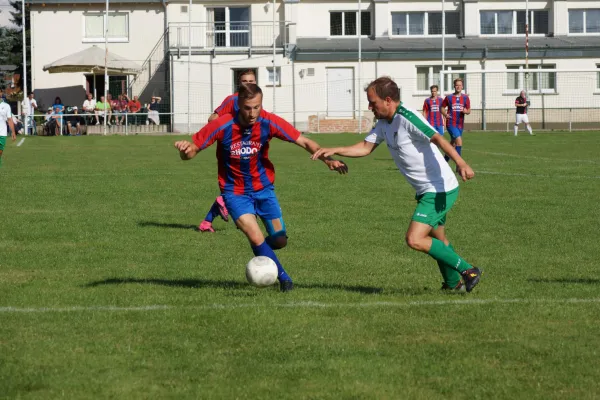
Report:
246,256,278,287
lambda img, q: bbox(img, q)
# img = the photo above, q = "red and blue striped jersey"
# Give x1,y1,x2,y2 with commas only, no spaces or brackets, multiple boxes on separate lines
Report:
214,92,239,117
192,110,301,195
423,96,444,127
442,94,470,129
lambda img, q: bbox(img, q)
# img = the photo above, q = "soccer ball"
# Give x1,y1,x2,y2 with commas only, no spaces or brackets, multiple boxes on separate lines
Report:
245,256,278,287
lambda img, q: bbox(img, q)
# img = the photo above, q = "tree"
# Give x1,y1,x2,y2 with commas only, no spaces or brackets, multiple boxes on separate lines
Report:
6,0,31,98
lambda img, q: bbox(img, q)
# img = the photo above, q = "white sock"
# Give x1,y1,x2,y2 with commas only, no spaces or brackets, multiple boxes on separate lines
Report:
527,125,533,135
514,125,518,136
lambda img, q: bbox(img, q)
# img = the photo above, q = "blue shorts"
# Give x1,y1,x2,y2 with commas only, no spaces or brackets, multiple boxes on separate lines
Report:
222,187,284,235
433,125,444,135
447,126,463,139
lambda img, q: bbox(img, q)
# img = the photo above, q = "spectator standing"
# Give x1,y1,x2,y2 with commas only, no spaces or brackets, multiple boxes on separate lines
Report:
21,92,38,135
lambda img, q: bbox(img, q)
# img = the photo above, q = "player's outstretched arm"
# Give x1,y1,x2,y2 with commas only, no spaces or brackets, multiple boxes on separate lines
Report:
311,140,377,160
295,135,348,174
8,118,16,141
430,134,474,181
174,140,199,160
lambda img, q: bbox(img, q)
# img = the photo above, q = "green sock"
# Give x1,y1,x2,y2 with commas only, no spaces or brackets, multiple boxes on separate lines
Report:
429,238,472,273
437,243,462,287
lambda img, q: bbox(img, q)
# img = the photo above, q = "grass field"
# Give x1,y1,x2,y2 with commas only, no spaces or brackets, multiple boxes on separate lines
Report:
1,131,600,399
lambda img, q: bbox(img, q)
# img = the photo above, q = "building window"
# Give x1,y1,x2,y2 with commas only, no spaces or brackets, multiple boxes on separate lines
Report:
568,9,600,34
506,65,557,93
208,6,250,47
267,67,281,86
416,65,465,93
516,11,549,34
330,11,371,36
480,10,548,35
392,12,460,36
83,13,129,42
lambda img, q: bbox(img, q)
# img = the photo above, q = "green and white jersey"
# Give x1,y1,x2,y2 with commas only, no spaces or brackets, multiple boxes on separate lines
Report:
365,103,458,195
0,102,13,137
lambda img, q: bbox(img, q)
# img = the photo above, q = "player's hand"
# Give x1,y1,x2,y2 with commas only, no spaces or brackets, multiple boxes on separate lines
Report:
174,140,197,159
326,159,348,175
311,148,338,161
11,132,16,141
457,164,475,181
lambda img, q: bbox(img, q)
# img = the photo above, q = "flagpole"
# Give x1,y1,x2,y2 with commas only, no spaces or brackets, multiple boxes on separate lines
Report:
187,0,191,134
22,0,28,135
441,0,446,94
357,0,362,134
103,0,109,136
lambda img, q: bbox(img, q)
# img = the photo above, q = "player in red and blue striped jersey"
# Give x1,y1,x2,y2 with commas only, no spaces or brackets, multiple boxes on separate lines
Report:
441,78,470,163
200,69,258,232
174,84,348,292
422,84,445,135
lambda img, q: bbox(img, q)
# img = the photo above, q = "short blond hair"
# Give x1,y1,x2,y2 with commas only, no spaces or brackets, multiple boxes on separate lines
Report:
453,78,463,86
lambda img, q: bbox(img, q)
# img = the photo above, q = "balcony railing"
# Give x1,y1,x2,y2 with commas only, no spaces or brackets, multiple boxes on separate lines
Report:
168,21,289,50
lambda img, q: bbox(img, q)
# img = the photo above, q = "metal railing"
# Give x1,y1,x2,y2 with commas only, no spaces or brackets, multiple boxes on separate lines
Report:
168,21,289,50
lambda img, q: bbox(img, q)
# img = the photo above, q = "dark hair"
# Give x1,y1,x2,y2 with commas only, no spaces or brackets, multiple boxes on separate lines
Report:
238,84,263,103
453,78,463,85
365,77,399,102
54,97,62,104
430,85,439,90
238,69,256,81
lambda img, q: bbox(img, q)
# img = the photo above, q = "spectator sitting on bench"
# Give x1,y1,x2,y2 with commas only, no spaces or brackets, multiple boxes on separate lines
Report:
146,96,161,125
52,97,65,135
125,94,142,125
95,95,111,125
83,93,99,125
66,107,83,136
43,107,58,136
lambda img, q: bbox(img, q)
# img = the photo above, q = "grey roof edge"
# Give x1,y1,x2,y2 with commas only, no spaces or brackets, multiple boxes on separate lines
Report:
295,49,600,62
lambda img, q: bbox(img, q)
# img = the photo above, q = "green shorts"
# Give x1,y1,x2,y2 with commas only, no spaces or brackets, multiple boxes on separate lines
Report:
411,187,459,228
0,136,6,151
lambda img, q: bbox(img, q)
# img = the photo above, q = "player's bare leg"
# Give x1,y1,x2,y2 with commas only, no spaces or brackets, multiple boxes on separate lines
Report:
236,214,293,291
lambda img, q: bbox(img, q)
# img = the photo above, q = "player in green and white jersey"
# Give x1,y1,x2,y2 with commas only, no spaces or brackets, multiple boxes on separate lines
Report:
0,89,17,168
312,77,482,292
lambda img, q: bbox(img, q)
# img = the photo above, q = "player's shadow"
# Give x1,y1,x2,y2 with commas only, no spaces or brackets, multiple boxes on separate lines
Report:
138,221,198,231
84,277,403,295
528,278,600,285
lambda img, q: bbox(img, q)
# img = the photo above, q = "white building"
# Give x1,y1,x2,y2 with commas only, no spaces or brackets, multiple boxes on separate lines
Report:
29,0,600,132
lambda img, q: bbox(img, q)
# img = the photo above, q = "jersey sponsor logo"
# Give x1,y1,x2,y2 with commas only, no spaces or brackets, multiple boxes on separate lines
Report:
230,140,263,159
416,212,428,218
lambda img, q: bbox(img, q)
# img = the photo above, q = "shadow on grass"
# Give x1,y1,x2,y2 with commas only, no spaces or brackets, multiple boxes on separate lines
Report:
83,277,426,295
528,278,600,285
138,221,198,231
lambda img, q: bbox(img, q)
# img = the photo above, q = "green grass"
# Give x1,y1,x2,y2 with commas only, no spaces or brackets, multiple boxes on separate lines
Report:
1,132,600,399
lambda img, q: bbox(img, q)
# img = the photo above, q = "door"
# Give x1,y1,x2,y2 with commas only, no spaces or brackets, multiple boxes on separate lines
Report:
327,68,354,118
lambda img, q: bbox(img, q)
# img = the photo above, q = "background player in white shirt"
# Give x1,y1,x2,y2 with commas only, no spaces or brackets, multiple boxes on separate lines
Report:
312,77,482,292
0,89,17,167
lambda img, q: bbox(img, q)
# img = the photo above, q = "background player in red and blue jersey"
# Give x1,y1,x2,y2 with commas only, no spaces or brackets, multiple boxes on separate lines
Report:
199,69,257,233
174,84,348,292
441,78,470,163
422,84,445,135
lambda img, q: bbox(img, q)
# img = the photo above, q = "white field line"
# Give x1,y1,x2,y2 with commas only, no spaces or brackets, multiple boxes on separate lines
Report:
476,170,600,180
16,138,25,147
2,297,600,314
469,149,600,165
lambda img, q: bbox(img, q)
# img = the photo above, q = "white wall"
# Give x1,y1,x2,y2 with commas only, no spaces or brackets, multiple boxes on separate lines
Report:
295,0,371,38
170,52,289,132
31,4,165,103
